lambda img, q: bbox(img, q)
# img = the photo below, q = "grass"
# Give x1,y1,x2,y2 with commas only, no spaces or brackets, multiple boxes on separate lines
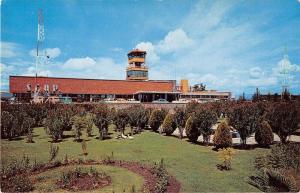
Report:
1,126,269,192
31,165,143,193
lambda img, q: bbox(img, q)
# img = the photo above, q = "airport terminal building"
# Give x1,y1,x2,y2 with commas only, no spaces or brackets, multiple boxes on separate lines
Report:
9,49,231,103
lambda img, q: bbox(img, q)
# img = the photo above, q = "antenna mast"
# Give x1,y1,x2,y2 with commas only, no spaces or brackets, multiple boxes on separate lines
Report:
280,45,290,93
36,9,45,78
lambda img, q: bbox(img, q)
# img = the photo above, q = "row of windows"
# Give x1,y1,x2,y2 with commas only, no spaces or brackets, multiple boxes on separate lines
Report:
181,95,229,99
128,54,146,60
27,83,58,92
127,70,148,77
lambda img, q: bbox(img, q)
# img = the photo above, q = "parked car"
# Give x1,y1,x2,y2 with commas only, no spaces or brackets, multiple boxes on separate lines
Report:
115,98,127,103
127,98,141,103
152,98,169,103
102,98,115,103
172,99,189,103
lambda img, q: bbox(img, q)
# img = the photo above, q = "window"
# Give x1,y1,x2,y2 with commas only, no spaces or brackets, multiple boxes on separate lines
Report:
53,84,58,91
35,84,40,91
44,84,49,91
127,70,148,78
26,83,31,91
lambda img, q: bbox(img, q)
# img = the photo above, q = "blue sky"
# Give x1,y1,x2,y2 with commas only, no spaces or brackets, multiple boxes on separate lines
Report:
1,0,300,97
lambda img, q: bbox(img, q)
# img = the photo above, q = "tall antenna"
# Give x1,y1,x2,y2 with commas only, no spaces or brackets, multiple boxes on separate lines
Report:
280,45,290,93
36,9,45,78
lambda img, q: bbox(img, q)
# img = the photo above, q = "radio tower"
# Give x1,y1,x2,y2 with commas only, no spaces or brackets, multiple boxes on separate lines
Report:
279,46,290,93
35,9,45,78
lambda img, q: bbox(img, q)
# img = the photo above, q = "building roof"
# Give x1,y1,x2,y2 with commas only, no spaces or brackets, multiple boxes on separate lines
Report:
9,76,175,95
127,49,146,55
181,91,231,96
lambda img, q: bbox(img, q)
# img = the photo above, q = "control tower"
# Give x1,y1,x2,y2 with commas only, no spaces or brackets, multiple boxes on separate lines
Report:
126,49,148,80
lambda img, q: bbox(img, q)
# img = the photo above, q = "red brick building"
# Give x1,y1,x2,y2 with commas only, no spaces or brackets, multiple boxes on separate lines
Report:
9,76,179,102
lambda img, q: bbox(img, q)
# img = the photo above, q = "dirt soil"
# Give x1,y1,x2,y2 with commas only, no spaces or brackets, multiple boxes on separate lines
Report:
57,173,111,191
107,160,181,193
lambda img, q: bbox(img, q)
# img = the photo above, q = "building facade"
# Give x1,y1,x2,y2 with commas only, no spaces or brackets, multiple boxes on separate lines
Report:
9,49,231,103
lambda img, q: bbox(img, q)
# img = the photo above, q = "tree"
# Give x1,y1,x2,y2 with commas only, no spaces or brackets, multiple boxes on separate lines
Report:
213,121,232,149
127,105,149,135
45,116,64,142
23,117,35,143
194,108,217,144
93,105,110,140
185,116,200,143
84,113,94,137
71,115,85,142
161,113,176,136
174,107,187,139
255,120,273,147
228,103,264,146
1,111,14,139
267,102,299,143
149,109,167,132
114,110,129,135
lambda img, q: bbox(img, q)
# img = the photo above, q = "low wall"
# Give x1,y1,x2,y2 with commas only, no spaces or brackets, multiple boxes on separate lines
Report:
104,102,187,110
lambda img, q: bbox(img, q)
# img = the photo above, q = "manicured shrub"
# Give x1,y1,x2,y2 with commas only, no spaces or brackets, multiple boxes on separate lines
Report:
194,108,218,144
93,105,110,140
114,109,129,134
161,113,176,136
71,115,85,142
174,107,187,139
149,109,167,132
23,117,35,143
127,105,149,135
44,112,64,142
217,148,236,170
1,111,14,140
185,116,200,143
213,121,232,149
84,113,94,137
255,120,274,147
267,102,300,143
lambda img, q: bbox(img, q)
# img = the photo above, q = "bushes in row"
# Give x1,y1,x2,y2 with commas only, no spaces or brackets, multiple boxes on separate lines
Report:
1,101,299,146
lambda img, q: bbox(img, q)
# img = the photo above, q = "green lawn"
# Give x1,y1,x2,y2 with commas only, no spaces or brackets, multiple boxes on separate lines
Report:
1,127,268,192
31,165,143,193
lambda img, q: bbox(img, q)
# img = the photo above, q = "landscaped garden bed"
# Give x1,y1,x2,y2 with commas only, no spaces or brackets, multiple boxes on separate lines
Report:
1,156,181,193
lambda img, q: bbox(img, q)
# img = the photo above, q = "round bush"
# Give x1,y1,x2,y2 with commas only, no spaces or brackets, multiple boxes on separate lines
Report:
255,120,274,147
213,121,232,149
149,109,166,132
185,116,200,143
162,113,176,136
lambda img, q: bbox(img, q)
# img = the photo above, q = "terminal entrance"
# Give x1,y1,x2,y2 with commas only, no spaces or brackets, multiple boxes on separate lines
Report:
134,91,180,102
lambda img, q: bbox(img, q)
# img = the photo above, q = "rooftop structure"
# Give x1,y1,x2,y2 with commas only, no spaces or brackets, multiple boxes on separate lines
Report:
126,49,148,80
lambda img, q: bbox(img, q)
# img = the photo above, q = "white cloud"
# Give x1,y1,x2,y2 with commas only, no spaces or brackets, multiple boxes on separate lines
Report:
1,42,21,58
135,41,160,64
29,47,61,59
22,66,52,77
50,57,125,80
249,67,264,79
63,57,96,70
157,28,193,53
135,28,193,65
